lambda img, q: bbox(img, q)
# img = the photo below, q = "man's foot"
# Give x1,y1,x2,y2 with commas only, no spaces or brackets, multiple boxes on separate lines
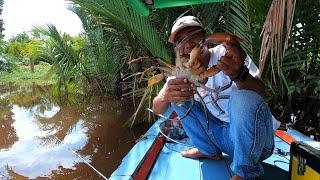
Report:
180,148,223,160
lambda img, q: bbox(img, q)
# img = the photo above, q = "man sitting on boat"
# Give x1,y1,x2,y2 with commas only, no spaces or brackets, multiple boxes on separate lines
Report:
152,15,275,180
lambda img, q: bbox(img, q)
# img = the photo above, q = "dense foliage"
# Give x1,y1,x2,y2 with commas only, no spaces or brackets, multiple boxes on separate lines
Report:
1,0,319,138
0,0,4,37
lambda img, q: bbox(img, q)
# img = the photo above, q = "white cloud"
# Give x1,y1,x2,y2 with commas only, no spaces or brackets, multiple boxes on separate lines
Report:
0,105,89,178
2,0,83,39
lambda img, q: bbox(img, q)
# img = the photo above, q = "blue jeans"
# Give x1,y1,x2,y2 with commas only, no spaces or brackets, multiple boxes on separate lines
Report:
172,89,274,178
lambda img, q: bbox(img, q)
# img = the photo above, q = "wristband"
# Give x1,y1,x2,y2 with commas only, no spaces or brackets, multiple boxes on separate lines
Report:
230,65,249,82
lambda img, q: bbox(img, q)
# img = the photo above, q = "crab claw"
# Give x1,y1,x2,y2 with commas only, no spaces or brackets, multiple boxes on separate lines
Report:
202,32,241,46
188,44,202,68
198,65,221,79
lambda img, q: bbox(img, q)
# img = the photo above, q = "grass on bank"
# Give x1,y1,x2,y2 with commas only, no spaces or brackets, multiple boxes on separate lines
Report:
0,61,57,87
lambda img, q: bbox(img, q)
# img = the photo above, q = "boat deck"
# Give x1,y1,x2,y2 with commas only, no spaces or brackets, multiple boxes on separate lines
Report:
110,108,315,180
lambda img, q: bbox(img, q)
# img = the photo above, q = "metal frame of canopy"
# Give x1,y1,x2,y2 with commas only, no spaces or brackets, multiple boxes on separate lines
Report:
128,0,226,16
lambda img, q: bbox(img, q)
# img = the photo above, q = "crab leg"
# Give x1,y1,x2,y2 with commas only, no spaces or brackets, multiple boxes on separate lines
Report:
215,95,230,101
209,93,225,115
169,32,242,121
198,65,221,79
215,81,233,93
202,32,241,46
178,99,194,121
190,32,242,81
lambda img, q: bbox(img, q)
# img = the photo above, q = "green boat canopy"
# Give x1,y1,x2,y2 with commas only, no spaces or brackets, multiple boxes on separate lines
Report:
129,0,226,16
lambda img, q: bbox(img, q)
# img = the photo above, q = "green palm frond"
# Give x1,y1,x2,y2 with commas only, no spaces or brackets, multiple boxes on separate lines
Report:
35,24,81,92
87,29,123,91
69,0,170,61
191,3,225,33
262,0,319,94
67,0,172,125
68,4,124,92
223,0,254,58
35,25,79,66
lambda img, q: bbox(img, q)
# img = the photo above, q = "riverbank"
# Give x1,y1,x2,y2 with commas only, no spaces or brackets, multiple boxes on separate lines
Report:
0,62,56,87
1,62,318,141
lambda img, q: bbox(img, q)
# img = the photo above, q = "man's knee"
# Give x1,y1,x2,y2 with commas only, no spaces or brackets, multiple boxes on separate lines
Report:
229,89,264,112
228,90,273,147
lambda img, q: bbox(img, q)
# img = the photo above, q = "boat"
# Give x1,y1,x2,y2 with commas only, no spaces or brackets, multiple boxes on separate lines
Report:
109,107,319,180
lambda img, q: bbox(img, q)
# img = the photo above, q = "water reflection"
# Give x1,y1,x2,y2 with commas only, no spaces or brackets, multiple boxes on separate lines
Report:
0,85,146,179
0,109,17,150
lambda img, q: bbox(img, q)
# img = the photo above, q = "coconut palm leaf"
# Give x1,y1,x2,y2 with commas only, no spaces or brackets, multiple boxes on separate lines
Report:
35,24,81,92
68,0,170,61
191,3,225,33
70,4,129,94
261,0,319,125
259,0,296,77
222,0,254,59
66,0,174,125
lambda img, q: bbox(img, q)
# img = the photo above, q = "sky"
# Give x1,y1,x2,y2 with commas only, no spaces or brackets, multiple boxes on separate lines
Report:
2,0,83,40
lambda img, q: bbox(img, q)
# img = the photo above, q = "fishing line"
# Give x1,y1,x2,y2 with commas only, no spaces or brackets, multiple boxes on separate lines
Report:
273,160,289,169
158,127,193,147
53,135,108,180
147,108,193,148
147,107,222,152
146,108,177,121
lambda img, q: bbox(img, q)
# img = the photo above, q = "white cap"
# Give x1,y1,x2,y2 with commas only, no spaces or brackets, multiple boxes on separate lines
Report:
168,15,203,44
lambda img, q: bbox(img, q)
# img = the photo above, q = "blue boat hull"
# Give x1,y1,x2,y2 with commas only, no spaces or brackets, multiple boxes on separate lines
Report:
110,108,316,180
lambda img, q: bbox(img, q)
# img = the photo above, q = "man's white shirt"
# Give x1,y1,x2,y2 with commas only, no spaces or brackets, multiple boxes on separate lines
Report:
159,44,280,130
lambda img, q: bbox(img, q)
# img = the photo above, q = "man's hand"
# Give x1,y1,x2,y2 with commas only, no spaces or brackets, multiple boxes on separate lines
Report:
162,78,195,103
217,38,247,79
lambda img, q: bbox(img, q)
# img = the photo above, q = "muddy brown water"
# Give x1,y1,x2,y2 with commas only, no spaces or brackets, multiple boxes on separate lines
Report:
0,85,149,179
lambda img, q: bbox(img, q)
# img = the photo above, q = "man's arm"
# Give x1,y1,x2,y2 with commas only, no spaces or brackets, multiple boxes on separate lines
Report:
235,75,266,98
152,93,171,115
218,38,266,98
152,78,194,115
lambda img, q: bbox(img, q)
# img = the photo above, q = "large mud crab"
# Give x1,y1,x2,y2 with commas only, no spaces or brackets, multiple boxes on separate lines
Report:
147,32,241,121
149,32,240,90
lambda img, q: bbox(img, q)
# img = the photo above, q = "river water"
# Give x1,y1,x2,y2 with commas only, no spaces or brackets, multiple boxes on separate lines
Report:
0,85,148,179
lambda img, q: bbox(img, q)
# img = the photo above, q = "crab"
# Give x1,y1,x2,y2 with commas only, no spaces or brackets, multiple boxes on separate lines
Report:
130,32,242,126
146,32,241,121
149,32,241,90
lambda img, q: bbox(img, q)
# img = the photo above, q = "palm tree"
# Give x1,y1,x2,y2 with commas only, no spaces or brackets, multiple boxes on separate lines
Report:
68,5,123,93
69,0,170,60
0,0,4,36
62,1,319,130
66,0,264,125
35,25,81,94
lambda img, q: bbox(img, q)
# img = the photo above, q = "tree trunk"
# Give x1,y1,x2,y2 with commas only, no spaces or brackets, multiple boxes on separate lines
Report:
30,59,34,73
